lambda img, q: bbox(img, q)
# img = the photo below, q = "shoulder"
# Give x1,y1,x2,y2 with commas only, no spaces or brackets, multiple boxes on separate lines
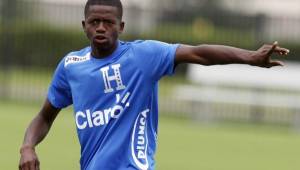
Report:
128,40,169,48
126,40,173,54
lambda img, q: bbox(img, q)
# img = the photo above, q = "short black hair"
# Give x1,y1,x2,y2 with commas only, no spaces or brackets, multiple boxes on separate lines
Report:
84,0,123,19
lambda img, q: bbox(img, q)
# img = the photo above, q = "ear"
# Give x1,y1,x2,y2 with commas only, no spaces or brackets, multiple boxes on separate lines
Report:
119,21,125,34
82,20,86,33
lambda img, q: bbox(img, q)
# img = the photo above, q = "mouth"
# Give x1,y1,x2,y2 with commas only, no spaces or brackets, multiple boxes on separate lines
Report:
94,35,108,44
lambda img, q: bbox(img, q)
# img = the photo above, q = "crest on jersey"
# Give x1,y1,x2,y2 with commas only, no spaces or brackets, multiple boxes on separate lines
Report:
100,64,126,93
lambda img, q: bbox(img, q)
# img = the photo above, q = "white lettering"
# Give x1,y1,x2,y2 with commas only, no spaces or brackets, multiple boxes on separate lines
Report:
139,117,146,126
104,109,111,124
131,109,150,170
86,110,94,128
76,111,87,130
138,151,147,159
100,64,126,93
111,105,123,118
75,104,128,130
138,124,145,136
136,145,145,150
92,111,104,126
137,135,145,146
64,53,90,67
111,64,126,91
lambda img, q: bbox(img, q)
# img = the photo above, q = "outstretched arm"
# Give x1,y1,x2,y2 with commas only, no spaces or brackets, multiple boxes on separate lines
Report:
175,41,289,68
19,99,61,170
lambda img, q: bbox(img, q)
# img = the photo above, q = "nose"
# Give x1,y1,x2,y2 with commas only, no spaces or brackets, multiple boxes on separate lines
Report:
96,22,106,33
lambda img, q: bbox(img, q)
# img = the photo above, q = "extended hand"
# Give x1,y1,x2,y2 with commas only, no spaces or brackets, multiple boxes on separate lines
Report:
252,41,289,68
19,146,40,170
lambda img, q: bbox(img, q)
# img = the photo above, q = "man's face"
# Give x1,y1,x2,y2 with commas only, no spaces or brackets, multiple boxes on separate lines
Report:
82,5,124,51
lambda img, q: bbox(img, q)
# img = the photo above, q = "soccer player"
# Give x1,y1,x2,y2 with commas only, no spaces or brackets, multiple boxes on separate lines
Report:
18,0,289,170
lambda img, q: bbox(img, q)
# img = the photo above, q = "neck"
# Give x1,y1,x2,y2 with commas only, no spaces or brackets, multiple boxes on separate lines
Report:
91,42,118,59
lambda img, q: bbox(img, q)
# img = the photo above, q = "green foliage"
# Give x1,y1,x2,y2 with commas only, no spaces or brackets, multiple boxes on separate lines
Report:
1,22,89,67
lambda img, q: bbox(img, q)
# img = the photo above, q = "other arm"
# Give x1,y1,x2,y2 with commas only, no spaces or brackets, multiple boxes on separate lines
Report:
19,99,61,170
175,41,289,68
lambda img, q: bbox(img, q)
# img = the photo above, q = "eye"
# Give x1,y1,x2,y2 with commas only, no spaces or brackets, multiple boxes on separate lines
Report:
90,19,100,26
103,19,114,25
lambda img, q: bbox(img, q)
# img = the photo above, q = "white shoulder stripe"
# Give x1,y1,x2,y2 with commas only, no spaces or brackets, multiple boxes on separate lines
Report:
64,52,91,67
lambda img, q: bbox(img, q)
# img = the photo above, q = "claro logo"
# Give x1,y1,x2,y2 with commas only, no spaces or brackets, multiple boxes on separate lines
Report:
131,109,150,170
75,106,123,129
75,93,130,130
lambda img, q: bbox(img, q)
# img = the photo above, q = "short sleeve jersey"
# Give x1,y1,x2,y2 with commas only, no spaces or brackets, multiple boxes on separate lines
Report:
48,40,179,170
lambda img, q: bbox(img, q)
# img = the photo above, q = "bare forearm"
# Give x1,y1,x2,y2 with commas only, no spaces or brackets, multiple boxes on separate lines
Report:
21,99,60,149
193,45,254,65
175,42,289,67
19,100,60,170
22,115,53,148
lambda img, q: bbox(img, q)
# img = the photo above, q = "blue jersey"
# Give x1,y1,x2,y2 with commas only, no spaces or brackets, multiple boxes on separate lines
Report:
47,40,179,170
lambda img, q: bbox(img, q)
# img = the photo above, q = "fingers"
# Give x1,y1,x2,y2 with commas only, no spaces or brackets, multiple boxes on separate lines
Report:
19,162,39,170
30,162,36,170
269,41,290,56
255,41,289,68
267,41,278,56
274,47,290,55
19,158,39,170
267,60,284,68
19,145,40,170
36,160,40,170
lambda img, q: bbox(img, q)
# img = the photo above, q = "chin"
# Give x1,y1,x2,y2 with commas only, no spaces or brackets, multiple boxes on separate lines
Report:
93,42,111,50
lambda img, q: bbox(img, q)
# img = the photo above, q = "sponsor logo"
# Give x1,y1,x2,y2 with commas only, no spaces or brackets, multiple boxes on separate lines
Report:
75,93,130,130
64,53,90,67
131,109,150,170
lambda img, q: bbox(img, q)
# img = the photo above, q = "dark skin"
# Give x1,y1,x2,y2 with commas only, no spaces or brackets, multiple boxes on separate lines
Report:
19,4,290,170
82,5,124,58
175,41,288,68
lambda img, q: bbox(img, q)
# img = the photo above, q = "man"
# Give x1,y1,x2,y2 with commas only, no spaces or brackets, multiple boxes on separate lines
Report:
19,0,289,170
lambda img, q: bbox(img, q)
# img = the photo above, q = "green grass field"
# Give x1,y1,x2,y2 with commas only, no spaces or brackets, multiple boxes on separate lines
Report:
1,100,300,170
